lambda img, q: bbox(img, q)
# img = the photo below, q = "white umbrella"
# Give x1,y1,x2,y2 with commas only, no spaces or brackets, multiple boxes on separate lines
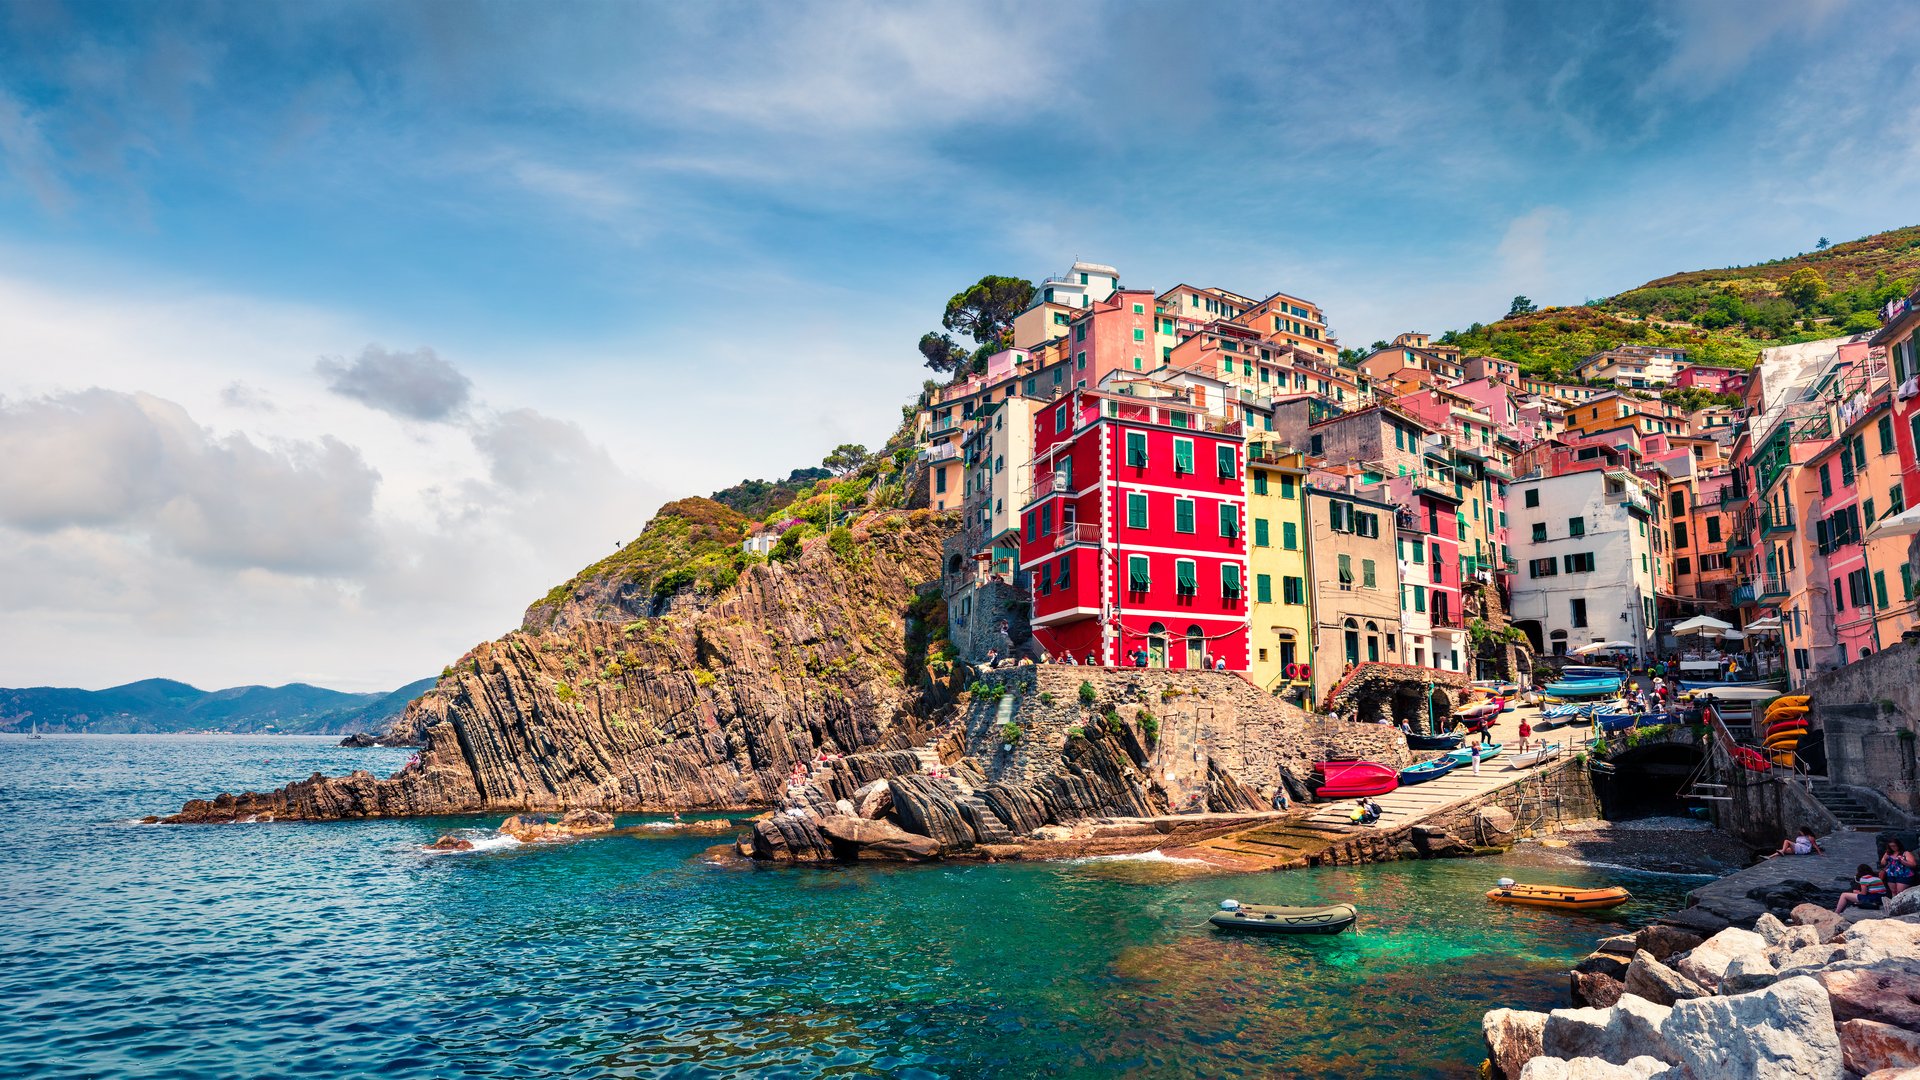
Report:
1672,615,1734,636
1720,629,1746,641
1571,640,1637,655
1867,503,1920,540
1744,616,1782,634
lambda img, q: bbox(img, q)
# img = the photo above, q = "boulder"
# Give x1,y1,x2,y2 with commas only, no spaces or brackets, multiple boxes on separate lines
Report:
1842,1019,1920,1078
1412,824,1474,858
499,809,617,842
1517,1058,1678,1080
816,815,942,861
1863,1068,1920,1080
1748,878,1833,914
1541,994,1675,1066
1622,950,1709,1007
1573,971,1625,1009
1773,924,1823,956
1888,888,1920,919
1721,954,1782,995
1574,952,1630,980
1753,912,1790,947
1596,934,1641,957
1657,907,1735,938
1662,975,1842,1080
852,779,893,820
888,774,977,848
1475,805,1517,846
1776,942,1849,978
1635,924,1707,963
834,798,857,817
749,815,835,862
1484,1007,1547,1080
1839,919,1920,967
1819,964,1920,1028
1674,927,1769,991
1791,903,1848,944
426,833,474,851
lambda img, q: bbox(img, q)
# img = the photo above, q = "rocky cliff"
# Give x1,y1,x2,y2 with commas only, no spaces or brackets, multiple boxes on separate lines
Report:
167,510,953,822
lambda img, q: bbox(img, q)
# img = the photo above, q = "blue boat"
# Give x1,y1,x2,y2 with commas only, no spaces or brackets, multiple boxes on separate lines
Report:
1596,712,1637,734
1445,741,1503,765
1398,757,1459,784
1406,731,1463,751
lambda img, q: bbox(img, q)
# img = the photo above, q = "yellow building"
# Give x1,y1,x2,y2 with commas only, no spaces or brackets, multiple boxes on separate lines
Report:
1245,442,1314,692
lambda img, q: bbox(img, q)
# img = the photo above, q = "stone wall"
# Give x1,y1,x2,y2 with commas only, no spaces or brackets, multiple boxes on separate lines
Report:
1705,740,1840,847
1423,755,1601,840
1323,661,1470,728
961,666,1410,811
1806,642,1920,815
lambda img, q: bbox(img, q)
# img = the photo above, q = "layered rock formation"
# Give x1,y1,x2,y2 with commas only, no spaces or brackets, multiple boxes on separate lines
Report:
167,511,953,822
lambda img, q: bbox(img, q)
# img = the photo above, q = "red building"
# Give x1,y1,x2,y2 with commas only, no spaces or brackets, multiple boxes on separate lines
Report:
1019,384,1250,669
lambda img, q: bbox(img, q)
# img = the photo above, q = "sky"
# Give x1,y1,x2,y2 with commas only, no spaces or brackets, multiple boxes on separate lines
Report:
2,0,1918,691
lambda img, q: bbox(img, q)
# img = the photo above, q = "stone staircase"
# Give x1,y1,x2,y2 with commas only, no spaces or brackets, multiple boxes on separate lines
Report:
1179,819,1359,871
1807,778,1892,831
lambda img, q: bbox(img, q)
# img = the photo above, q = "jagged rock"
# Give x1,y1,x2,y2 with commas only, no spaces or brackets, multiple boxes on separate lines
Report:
1635,924,1706,963
1721,954,1782,995
1574,952,1630,981
977,783,1050,836
1819,964,1920,1028
1774,924,1822,955
1623,950,1709,1007
1843,1019,1920,1076
1663,976,1842,1080
1572,972,1625,1009
1838,919,1920,967
426,834,474,851
1889,889,1920,919
816,815,941,861
829,750,925,799
1517,1058,1677,1080
1475,805,1517,846
888,774,975,849
1204,758,1266,812
782,784,835,818
165,510,950,822
750,814,835,862
1753,912,1790,947
852,779,892,820
1674,927,1768,991
1656,907,1735,937
1775,943,1850,978
1541,994,1675,1066
1484,1007,1547,1080
1747,878,1831,914
1863,1068,1920,1080
1596,934,1640,957
1791,903,1848,944
500,809,616,842
834,798,856,816
953,796,1013,844
1412,825,1474,858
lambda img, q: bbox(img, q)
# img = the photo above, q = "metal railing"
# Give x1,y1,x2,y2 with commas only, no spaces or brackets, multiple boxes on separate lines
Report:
1051,522,1102,550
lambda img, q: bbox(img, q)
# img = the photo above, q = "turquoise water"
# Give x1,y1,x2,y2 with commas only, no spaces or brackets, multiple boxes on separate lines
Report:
1,736,1710,1078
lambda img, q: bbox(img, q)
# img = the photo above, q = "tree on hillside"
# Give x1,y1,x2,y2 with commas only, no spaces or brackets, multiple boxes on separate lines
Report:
823,444,870,475
1508,295,1537,317
918,331,969,375
942,275,1036,351
1817,237,1832,250
1783,267,1828,309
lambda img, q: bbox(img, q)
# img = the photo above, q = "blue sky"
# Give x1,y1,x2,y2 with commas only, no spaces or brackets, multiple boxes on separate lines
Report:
1,0,1916,689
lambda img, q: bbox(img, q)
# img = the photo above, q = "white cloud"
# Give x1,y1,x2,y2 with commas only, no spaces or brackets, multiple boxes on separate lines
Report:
317,344,474,422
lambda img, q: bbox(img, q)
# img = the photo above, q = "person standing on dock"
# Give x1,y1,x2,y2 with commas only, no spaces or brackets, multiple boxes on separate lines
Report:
1471,741,1482,776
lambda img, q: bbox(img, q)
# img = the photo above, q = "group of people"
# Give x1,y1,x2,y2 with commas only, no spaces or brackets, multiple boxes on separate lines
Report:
1347,796,1383,826
1837,838,1918,913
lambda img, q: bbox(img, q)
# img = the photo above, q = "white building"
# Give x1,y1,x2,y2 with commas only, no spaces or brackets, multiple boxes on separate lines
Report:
1033,261,1119,311
1507,468,1661,659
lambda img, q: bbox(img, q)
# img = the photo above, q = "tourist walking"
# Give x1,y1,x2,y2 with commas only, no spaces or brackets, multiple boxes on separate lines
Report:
1883,839,1916,895
1471,741,1482,776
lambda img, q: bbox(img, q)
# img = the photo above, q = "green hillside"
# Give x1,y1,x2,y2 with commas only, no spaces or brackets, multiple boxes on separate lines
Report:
1438,225,1920,380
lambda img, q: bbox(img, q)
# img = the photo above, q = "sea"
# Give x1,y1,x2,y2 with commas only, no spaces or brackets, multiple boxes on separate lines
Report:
2,735,1719,1079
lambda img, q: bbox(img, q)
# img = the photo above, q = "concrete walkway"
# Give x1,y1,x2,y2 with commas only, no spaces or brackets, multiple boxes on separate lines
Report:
1686,829,1879,924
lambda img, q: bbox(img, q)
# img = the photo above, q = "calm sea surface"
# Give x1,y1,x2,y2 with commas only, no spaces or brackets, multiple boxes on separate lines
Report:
1,735,1712,1079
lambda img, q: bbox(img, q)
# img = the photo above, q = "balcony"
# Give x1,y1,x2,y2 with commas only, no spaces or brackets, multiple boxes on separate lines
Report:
1757,575,1790,601
1725,532,1755,554
1430,610,1461,629
1604,487,1650,517
1395,508,1419,531
1733,583,1756,606
923,442,960,463
1051,522,1102,550
1760,509,1796,537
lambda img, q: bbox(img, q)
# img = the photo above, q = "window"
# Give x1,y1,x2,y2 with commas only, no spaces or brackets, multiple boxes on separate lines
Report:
1531,522,1547,542
1041,505,1053,537
1412,585,1426,613
1219,503,1238,537
1173,438,1194,474
1054,407,1068,434
1876,569,1889,608
1524,488,1540,508
1881,415,1897,455
1866,497,1877,524
1282,521,1298,550
1706,516,1722,543
1254,519,1270,546
1281,475,1296,499
1362,558,1377,588
1056,555,1071,590
1128,555,1150,592
1075,324,1086,341
1253,473,1268,495
1564,552,1596,573
1819,463,1833,499
1842,444,1855,486
1039,563,1052,595
1528,558,1558,578
1283,576,1304,604
1904,564,1914,601
1256,574,1272,603
1127,492,1148,529
1672,522,1688,548
1676,556,1691,575
1311,434,1323,455
1132,302,1145,314
1175,498,1196,533
1338,554,1353,586
1893,484,1907,516
1355,511,1380,538
1570,598,1588,627
1133,328,1145,342
1568,516,1585,537
1222,564,1242,599
1175,559,1198,596
1329,501,1351,532
935,469,947,494
1217,444,1236,479
1126,431,1148,467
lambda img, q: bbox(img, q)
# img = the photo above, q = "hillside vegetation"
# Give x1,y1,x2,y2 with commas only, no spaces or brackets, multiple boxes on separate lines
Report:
0,676,435,734
1440,225,1920,380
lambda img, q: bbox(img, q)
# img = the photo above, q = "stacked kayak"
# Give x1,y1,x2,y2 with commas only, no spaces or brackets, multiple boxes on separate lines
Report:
1487,880,1632,911
1445,741,1503,765
1762,694,1811,761
1398,757,1459,785
1211,900,1357,935
1312,760,1399,798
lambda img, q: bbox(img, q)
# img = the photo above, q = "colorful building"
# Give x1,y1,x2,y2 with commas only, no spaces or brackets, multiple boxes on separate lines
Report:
1244,443,1314,691
1304,484,1403,704
1507,468,1662,658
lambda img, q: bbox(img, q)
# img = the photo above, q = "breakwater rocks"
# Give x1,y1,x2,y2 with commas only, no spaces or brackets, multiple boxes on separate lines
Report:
166,511,952,823
1486,891,1920,1078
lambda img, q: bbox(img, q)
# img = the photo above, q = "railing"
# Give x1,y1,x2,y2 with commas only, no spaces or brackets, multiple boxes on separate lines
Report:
1604,488,1650,516
1760,509,1796,535
1733,583,1757,605
1430,610,1461,629
1051,522,1102,550
1756,575,1790,599
1395,508,1419,531
923,442,960,463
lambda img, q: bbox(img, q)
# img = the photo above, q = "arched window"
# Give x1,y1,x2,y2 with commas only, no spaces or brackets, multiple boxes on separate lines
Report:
1147,622,1168,668
1186,625,1205,669
1343,617,1357,628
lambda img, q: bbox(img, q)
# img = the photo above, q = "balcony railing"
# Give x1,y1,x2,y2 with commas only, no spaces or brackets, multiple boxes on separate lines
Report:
923,443,960,463
1430,610,1461,629
1757,575,1790,600
1051,522,1102,550
1733,583,1756,606
1760,509,1796,536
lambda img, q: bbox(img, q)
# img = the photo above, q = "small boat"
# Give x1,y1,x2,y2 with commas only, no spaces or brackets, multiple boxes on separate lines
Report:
1471,679,1522,695
1561,665,1622,681
1763,732,1805,751
1597,712,1641,734
1312,760,1399,798
1508,743,1562,768
28,722,44,740
1730,746,1772,772
1764,707,1809,728
1406,731,1463,751
1457,697,1505,722
1486,879,1632,911
1766,694,1811,713
1544,680,1623,699
1210,900,1357,935
1541,703,1589,721
1399,757,1459,784
1445,741,1503,765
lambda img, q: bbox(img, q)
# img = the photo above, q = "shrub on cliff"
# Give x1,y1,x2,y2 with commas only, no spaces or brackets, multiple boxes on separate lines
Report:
1078,681,1097,706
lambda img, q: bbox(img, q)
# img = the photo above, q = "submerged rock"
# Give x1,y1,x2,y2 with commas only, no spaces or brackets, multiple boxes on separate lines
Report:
500,809,616,842
425,834,474,851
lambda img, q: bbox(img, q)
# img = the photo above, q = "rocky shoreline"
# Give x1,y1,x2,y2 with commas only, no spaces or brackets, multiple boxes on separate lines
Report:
1485,867,1920,1078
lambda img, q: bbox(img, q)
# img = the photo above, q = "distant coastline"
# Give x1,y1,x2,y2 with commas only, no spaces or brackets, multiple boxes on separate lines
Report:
0,676,433,737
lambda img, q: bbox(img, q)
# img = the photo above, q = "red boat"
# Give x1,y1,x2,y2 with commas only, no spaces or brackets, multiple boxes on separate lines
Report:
1730,746,1771,773
1312,760,1400,799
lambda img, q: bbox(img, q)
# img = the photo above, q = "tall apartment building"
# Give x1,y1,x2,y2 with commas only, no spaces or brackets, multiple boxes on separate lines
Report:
1304,486,1402,704
1507,469,1661,658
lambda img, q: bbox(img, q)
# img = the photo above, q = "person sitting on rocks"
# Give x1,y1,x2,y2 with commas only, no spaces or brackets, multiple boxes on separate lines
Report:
1777,827,1822,857
1883,839,1916,895
1269,787,1290,812
1837,863,1890,913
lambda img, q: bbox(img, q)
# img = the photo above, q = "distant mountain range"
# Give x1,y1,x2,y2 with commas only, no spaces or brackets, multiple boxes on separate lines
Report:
0,676,436,735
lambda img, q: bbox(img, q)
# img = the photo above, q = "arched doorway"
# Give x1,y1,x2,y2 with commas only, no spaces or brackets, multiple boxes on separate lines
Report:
1512,619,1544,655
1147,622,1167,668
1343,618,1360,666
1365,620,1381,663
1185,625,1205,669
1549,628,1568,656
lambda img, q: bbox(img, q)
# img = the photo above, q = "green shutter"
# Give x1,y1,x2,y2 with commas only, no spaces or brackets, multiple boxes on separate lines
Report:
1217,444,1236,478
1176,499,1195,533
1253,473,1268,495
1219,503,1237,537
1129,555,1150,591
1876,570,1889,608
1222,564,1241,597
1176,560,1197,592
1414,586,1426,612
1126,431,1148,466
1257,574,1272,603
1127,492,1148,529
1174,439,1194,473
1362,559,1376,588
1255,519,1270,546
1338,554,1352,582
1282,522,1297,550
